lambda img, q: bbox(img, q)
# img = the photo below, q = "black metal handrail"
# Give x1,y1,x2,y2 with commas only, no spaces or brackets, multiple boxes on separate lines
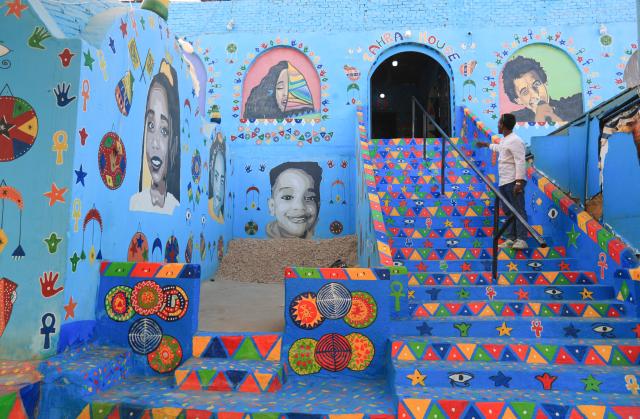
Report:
411,97,547,281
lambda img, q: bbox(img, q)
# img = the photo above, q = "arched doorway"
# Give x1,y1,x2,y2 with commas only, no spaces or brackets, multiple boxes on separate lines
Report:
370,50,452,139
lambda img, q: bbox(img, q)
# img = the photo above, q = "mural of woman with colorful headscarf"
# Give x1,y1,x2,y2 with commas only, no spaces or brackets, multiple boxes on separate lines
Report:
130,59,181,215
243,60,317,119
208,131,225,223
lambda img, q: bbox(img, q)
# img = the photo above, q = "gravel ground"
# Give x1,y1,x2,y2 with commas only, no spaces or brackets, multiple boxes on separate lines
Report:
213,235,358,283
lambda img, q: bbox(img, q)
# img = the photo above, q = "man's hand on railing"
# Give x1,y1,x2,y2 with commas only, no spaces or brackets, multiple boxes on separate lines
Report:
475,141,490,148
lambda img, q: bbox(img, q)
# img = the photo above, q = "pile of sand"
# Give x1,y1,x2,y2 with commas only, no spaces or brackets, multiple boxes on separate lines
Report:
214,235,358,283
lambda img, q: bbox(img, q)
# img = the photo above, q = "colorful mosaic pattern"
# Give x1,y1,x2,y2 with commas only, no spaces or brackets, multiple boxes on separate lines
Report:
409,301,625,318
391,336,640,366
284,267,390,281
175,358,284,393
192,333,282,361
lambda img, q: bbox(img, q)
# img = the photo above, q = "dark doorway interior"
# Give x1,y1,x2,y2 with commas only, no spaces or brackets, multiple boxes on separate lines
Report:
370,52,451,139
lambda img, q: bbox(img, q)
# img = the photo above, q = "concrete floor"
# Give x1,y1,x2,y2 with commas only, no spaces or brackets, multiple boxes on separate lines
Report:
198,279,285,332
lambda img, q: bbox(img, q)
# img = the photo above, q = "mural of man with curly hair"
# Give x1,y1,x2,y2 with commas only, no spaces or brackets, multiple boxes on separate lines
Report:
502,55,583,125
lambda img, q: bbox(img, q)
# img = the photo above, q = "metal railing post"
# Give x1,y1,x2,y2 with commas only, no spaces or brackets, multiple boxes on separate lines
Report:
412,99,415,139
440,136,445,195
492,197,500,282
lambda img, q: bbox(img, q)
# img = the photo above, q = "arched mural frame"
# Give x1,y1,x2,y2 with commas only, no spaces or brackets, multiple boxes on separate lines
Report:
230,41,332,146
366,42,456,139
481,30,600,128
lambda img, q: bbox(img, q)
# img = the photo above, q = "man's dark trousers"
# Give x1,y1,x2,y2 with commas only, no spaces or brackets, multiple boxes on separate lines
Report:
499,181,527,240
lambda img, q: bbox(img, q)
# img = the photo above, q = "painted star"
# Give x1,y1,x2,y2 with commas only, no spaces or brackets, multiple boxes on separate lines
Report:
507,262,518,272
108,37,116,53
406,369,426,386
139,16,146,29
489,371,512,388
83,50,94,70
444,219,453,227
0,115,15,138
426,288,441,300
64,296,77,320
454,322,471,337
416,322,433,336
472,239,482,248
567,225,580,248
43,183,67,206
535,372,557,390
515,288,529,300
119,18,128,37
75,164,87,186
579,287,594,300
456,288,470,299
5,0,28,18
461,262,472,272
43,232,62,253
558,261,570,271
563,323,580,338
581,374,602,392
496,322,513,336
407,290,415,299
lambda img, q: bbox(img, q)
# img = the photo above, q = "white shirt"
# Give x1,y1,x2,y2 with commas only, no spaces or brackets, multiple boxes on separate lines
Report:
129,189,179,215
489,132,526,186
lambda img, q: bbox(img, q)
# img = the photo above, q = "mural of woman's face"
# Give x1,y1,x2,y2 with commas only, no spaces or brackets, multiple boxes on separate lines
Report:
268,168,318,238
211,151,225,215
275,68,288,112
512,70,550,113
145,85,170,189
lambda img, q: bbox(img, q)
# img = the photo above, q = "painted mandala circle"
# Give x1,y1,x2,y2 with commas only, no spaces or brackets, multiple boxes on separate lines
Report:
344,292,377,329
105,286,134,322
98,131,127,190
346,333,374,371
164,235,179,263
127,232,149,262
191,149,202,184
128,318,163,355
0,96,38,162
289,292,324,330
316,282,352,320
157,286,189,322
288,338,320,375
131,280,164,316
315,333,352,372
245,221,258,235
185,236,193,263
147,335,183,373
329,221,343,235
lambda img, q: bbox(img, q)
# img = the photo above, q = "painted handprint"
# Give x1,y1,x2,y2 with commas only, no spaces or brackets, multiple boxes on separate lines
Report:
40,271,63,298
53,83,76,107
28,26,51,50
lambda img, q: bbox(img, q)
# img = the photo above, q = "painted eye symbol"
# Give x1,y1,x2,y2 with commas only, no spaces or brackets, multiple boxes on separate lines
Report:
185,209,192,221
451,185,460,191
544,288,563,299
404,219,415,225
527,261,543,270
462,169,470,174
592,324,615,337
446,239,459,247
547,208,559,219
415,200,424,206
448,372,474,387
393,261,405,266
201,215,206,225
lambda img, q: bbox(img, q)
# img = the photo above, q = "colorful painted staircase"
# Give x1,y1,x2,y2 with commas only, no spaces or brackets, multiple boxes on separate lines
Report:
370,136,640,418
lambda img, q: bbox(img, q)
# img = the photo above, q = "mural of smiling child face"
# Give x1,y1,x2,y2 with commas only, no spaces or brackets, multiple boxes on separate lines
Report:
145,84,170,190
275,68,289,112
268,168,318,238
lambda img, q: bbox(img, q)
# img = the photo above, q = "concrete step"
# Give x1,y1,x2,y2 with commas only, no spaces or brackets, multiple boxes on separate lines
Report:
377,190,495,201
376,182,492,193
388,236,555,249
392,359,640,394
390,335,640,366
392,257,578,272
175,357,284,393
390,246,567,261
191,332,282,361
402,270,599,286
407,284,614,301
385,216,499,228
406,300,627,319
389,317,640,340
395,385,640,419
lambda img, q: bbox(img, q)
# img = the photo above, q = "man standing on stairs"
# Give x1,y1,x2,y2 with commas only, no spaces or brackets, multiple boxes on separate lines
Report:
476,113,528,250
